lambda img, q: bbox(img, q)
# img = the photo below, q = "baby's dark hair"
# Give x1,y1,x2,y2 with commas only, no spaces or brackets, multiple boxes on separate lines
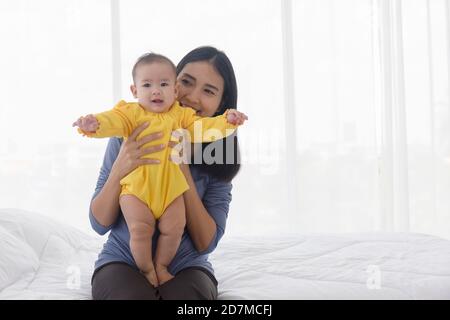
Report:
132,52,176,83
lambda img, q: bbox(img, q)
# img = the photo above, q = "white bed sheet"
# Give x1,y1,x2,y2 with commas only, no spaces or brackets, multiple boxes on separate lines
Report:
1,209,449,299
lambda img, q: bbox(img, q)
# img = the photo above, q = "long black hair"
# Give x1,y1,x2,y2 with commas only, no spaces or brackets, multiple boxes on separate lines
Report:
176,46,241,182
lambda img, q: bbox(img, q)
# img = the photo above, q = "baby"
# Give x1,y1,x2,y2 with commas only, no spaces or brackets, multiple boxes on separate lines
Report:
73,53,247,286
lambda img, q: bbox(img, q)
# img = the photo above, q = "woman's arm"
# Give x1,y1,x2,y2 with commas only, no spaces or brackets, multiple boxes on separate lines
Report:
90,122,164,232
179,163,217,252
89,146,122,230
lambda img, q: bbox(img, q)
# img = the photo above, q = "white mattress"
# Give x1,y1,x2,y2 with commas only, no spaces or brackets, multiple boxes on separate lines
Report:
1,209,449,299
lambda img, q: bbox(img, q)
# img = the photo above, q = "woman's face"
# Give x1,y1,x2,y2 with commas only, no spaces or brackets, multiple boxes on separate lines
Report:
176,61,224,117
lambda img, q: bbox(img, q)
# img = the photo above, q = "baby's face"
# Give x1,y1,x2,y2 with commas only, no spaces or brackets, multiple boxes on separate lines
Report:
131,62,177,113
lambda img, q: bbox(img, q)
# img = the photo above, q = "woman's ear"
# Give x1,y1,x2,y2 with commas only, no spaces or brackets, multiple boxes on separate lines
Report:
130,84,138,98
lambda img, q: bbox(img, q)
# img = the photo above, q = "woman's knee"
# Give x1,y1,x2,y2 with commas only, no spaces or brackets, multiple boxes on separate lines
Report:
158,268,217,300
91,263,159,300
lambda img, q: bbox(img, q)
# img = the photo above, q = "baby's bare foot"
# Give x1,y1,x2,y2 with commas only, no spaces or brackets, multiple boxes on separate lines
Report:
143,269,159,287
156,265,174,286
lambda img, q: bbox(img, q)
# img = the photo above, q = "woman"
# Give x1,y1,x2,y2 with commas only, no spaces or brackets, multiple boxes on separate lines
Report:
90,46,241,300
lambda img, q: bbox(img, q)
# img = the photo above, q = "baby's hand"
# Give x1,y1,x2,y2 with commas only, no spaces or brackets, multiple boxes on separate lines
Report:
72,114,99,133
226,109,248,126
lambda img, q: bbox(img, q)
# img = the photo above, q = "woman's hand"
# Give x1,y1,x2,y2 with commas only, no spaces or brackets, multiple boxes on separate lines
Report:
168,130,191,165
111,122,165,179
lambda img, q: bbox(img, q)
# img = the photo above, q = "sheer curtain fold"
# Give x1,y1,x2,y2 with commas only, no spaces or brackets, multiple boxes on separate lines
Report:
369,0,448,237
376,0,410,232
285,0,449,238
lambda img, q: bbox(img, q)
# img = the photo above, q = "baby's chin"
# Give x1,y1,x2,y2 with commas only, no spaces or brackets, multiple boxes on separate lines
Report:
140,102,172,113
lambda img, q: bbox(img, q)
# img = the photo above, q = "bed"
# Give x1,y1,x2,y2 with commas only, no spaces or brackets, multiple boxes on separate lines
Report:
1,208,449,299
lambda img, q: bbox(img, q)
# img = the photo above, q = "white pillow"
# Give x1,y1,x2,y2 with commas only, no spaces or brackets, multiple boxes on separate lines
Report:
0,225,39,291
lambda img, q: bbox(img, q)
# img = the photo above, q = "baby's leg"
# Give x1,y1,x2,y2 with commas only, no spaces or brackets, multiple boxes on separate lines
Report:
155,195,186,285
120,194,158,287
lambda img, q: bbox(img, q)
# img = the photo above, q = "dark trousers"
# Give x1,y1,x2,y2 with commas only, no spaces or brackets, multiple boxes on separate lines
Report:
91,262,218,300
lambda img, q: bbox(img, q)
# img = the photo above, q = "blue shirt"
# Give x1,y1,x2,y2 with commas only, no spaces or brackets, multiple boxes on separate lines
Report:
89,137,232,277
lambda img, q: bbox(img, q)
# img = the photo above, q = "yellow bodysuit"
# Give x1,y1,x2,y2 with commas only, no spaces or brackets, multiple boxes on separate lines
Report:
80,100,237,219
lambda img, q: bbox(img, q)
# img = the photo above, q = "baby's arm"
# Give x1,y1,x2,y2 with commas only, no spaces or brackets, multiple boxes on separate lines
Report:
183,108,248,143
73,101,137,138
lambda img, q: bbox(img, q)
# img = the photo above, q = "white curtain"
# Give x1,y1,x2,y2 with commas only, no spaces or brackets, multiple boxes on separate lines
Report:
0,0,449,239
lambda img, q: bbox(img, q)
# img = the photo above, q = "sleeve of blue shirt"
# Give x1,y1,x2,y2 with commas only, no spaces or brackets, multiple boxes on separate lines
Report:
198,177,232,255
89,137,122,235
